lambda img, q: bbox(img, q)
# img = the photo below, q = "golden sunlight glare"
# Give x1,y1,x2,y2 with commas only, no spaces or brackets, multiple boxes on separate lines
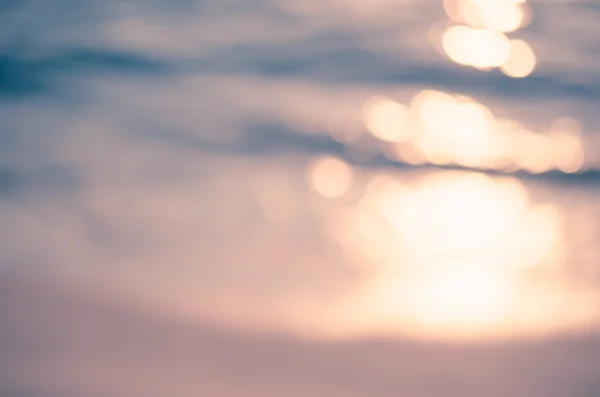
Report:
315,170,596,341
413,267,513,329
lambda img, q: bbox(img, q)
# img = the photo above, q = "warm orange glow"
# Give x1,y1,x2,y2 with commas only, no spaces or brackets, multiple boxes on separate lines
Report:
413,267,513,329
382,173,532,254
317,171,593,341
358,88,590,174
501,39,536,78
363,96,410,143
410,90,495,167
306,156,353,198
441,0,532,75
460,0,525,33
442,25,511,69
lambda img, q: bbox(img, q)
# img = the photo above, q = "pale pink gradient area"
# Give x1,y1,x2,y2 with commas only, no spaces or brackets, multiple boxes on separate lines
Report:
1,275,600,397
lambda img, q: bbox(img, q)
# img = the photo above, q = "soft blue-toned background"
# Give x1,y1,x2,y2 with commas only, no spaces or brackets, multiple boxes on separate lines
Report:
1,0,600,396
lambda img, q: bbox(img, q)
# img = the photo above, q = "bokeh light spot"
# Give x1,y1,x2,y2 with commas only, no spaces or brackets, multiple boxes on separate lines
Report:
501,39,536,78
442,25,511,69
363,96,410,143
306,156,354,198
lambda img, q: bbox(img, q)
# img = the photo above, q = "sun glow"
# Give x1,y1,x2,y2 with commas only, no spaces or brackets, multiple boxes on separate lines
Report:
310,171,595,341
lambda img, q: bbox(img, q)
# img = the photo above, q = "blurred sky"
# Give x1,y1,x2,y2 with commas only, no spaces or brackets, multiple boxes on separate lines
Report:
2,0,600,396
